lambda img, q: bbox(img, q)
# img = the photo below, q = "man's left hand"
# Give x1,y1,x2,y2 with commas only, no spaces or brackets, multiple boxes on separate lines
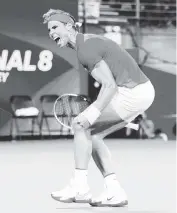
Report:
72,113,91,129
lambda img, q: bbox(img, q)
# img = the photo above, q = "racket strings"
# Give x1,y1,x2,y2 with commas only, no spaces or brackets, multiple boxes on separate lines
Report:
54,95,90,128
63,96,72,127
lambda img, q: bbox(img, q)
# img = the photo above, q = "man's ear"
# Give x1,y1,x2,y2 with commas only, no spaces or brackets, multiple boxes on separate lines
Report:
65,23,73,30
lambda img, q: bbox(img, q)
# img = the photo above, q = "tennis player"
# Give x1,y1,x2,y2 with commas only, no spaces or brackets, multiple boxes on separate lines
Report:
43,9,155,207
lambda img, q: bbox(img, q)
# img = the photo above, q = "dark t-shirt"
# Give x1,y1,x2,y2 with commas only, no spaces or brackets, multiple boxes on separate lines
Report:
76,33,149,88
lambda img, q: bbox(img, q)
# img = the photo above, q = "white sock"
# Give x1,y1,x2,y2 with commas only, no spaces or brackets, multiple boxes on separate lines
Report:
104,173,121,189
74,169,88,185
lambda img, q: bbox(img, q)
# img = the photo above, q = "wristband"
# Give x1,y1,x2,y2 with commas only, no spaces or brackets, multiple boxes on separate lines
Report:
80,104,101,125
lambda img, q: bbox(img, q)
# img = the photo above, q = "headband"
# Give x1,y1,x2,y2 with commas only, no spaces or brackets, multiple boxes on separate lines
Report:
49,14,75,25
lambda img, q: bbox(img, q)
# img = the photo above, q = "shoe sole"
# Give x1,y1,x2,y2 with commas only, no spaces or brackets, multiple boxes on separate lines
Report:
90,200,128,207
51,194,91,203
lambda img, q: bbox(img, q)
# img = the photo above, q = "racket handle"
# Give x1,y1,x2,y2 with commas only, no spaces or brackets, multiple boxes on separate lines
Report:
125,123,139,131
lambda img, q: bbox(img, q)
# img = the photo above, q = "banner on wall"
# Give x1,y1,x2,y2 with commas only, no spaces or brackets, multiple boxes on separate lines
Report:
0,50,53,83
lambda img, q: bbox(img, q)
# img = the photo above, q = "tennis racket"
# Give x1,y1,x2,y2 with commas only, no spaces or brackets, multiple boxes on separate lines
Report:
53,93,91,130
53,93,139,131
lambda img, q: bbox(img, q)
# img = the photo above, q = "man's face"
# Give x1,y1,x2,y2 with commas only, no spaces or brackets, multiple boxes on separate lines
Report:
48,21,71,48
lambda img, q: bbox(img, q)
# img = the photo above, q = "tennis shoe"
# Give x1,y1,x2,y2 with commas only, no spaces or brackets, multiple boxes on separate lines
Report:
90,184,128,207
51,179,92,203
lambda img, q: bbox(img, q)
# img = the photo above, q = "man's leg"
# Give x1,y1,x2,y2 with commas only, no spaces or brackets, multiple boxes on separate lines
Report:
74,127,92,170
89,109,130,207
90,81,154,207
91,138,128,207
51,125,92,203
91,121,128,177
92,135,113,177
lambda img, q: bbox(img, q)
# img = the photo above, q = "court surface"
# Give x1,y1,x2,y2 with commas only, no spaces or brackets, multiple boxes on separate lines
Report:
0,139,176,213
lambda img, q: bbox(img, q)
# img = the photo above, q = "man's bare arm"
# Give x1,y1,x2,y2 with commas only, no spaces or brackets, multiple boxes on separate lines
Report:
91,60,117,112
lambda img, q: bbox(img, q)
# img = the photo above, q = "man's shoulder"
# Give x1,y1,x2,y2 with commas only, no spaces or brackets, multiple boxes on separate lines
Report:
77,34,106,55
83,33,108,43
79,34,110,56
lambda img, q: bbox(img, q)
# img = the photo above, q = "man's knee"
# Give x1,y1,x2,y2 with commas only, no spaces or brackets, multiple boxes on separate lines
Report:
91,134,103,142
91,134,107,151
72,121,84,131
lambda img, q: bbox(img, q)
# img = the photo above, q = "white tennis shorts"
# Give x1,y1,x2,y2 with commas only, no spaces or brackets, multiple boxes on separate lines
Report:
110,81,155,123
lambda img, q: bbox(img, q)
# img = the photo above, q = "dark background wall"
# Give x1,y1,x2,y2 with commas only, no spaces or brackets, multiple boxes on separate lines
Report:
142,66,176,139
0,0,77,20
0,34,72,113
0,0,79,134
